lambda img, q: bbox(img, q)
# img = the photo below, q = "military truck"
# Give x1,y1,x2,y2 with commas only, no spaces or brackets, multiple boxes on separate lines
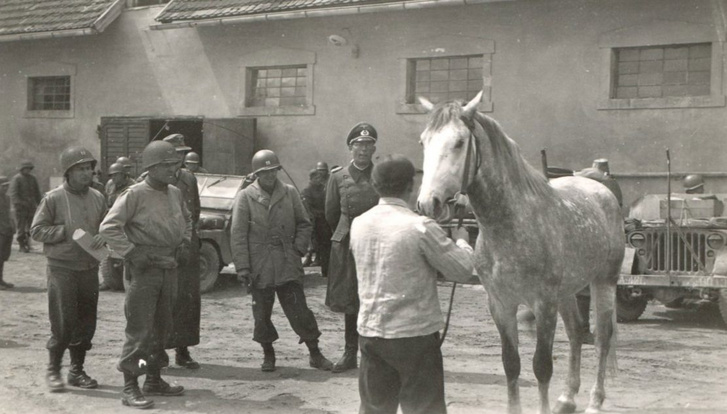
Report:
620,192,727,325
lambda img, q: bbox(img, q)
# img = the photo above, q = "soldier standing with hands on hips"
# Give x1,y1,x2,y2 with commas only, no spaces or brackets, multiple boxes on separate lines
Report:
325,122,380,373
100,140,191,409
30,147,107,392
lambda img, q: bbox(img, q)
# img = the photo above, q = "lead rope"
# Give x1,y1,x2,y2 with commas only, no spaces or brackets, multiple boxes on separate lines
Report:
440,116,478,347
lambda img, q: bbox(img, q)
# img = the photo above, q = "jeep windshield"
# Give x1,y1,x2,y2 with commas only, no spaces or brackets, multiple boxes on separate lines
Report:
197,174,245,211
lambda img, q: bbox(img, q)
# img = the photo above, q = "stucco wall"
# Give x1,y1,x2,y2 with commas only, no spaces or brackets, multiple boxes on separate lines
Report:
0,0,725,209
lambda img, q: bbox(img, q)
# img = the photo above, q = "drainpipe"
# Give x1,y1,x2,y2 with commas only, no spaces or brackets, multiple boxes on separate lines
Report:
150,0,509,30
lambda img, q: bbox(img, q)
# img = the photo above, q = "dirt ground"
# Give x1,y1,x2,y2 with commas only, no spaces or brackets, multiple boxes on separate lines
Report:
1,244,726,414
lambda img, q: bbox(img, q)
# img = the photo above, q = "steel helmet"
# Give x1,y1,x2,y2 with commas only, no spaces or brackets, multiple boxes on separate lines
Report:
184,152,201,164
108,162,125,175
316,161,329,172
683,174,704,192
251,150,281,174
116,156,133,169
19,160,34,170
60,146,97,175
142,141,180,170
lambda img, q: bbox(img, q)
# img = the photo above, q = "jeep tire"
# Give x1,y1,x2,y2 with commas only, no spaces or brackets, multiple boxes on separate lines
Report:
199,240,221,294
616,287,648,322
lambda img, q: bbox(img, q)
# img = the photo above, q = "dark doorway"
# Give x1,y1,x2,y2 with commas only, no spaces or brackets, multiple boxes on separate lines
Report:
150,119,204,161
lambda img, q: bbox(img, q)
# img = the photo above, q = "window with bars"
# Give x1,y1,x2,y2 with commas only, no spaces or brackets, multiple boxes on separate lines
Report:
407,55,484,104
613,43,711,99
28,76,71,111
248,66,307,108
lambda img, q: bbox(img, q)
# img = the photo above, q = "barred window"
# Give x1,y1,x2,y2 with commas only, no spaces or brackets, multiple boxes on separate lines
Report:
28,76,71,111
407,55,483,104
248,66,307,108
613,43,711,99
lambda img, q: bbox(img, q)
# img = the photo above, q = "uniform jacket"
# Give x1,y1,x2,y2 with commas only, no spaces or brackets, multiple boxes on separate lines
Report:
0,193,15,236
302,182,326,219
138,169,199,225
30,183,107,270
106,176,136,207
9,173,42,210
230,179,312,289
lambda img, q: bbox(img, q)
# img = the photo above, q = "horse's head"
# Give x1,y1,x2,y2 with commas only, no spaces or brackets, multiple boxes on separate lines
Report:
416,91,482,223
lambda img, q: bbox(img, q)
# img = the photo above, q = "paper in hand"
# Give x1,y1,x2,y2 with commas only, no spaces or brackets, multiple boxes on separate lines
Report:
72,229,117,261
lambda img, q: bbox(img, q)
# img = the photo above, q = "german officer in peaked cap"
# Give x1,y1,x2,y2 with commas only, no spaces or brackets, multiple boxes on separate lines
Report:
325,122,380,373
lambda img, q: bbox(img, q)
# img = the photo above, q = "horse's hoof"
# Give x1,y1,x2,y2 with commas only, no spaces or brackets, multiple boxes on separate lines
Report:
585,406,601,414
553,400,576,414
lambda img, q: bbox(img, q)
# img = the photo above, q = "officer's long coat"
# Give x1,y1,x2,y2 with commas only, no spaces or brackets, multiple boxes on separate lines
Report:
324,163,379,314
230,179,312,289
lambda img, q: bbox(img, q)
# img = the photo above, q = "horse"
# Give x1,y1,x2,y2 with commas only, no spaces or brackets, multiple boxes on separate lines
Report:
416,91,623,414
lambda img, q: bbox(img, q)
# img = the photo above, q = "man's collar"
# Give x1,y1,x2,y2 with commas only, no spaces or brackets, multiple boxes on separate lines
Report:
63,181,89,195
379,197,409,209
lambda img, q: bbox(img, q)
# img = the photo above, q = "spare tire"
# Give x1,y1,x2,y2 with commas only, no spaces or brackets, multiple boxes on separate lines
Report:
199,240,221,294
616,287,648,322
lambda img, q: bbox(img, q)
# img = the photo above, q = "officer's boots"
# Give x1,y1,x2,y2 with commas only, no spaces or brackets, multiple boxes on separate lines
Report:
67,348,98,388
175,346,200,370
306,340,333,371
142,370,184,396
332,314,358,373
261,342,276,372
121,373,154,409
46,349,65,392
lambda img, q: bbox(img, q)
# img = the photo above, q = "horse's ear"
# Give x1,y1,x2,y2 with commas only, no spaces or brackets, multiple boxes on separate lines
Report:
418,96,435,112
462,90,483,118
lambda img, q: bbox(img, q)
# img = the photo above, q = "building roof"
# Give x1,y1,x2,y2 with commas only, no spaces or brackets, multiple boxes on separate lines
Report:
0,0,124,41
156,0,490,24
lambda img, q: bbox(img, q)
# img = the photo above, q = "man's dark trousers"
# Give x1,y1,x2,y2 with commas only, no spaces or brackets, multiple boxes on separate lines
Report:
251,281,321,344
15,208,34,247
46,266,99,352
359,333,446,414
118,262,177,376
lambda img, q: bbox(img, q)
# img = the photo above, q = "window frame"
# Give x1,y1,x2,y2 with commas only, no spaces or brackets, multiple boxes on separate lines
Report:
24,62,75,119
397,35,494,114
239,47,316,117
598,20,725,110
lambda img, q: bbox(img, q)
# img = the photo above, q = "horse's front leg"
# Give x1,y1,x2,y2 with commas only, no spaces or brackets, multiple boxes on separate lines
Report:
553,294,584,414
488,295,522,414
532,299,559,414
587,283,617,414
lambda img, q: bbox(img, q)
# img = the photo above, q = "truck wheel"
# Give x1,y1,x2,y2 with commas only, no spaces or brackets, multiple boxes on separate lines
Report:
199,241,221,294
718,289,727,327
616,288,648,322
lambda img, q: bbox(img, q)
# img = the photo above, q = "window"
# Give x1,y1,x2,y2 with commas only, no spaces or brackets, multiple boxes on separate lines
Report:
28,76,71,111
598,21,724,110
127,0,169,7
408,55,484,105
613,44,711,99
249,66,307,108
396,35,494,114
239,47,316,116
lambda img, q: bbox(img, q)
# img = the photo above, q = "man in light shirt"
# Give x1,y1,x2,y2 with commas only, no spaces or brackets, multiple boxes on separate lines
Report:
349,154,475,414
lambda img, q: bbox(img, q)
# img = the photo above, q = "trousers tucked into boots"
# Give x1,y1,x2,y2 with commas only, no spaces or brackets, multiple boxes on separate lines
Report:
46,348,64,392
67,347,98,388
333,313,358,373
122,373,154,409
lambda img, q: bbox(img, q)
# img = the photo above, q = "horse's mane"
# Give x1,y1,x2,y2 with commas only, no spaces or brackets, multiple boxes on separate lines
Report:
426,100,551,198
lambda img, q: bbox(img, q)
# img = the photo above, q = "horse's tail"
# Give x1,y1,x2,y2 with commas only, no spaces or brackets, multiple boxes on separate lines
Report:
606,292,618,378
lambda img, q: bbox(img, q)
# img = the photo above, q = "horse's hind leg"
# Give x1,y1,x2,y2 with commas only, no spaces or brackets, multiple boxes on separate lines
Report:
587,282,617,414
553,294,584,414
532,300,559,414
488,296,522,414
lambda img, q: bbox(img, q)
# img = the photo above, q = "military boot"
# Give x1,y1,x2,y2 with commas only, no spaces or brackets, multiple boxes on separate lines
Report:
46,349,65,392
67,348,98,389
175,347,200,370
306,341,333,371
121,373,154,409
142,370,184,396
332,346,357,373
261,343,276,372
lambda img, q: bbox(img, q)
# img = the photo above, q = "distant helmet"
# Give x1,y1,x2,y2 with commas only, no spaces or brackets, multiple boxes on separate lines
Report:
184,152,201,164
162,133,192,152
19,160,34,170
108,162,125,175
60,146,97,175
116,156,133,169
316,161,329,172
683,174,704,192
142,141,179,170
251,150,281,174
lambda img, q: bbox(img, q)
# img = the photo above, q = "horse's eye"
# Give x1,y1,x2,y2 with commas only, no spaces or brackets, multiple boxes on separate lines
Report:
454,139,465,149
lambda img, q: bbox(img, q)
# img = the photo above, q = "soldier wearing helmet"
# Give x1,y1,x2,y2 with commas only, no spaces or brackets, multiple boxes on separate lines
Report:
100,140,192,409
98,162,137,292
231,149,334,373
183,152,208,174
325,122,380,373
301,162,332,276
30,146,107,393
683,174,705,194
8,160,42,252
105,156,136,199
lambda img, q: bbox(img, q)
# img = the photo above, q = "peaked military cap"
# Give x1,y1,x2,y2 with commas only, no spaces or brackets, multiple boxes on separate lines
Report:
346,122,378,146
162,133,192,152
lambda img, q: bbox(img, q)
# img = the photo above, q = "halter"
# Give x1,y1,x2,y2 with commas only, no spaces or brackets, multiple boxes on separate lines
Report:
453,115,481,228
